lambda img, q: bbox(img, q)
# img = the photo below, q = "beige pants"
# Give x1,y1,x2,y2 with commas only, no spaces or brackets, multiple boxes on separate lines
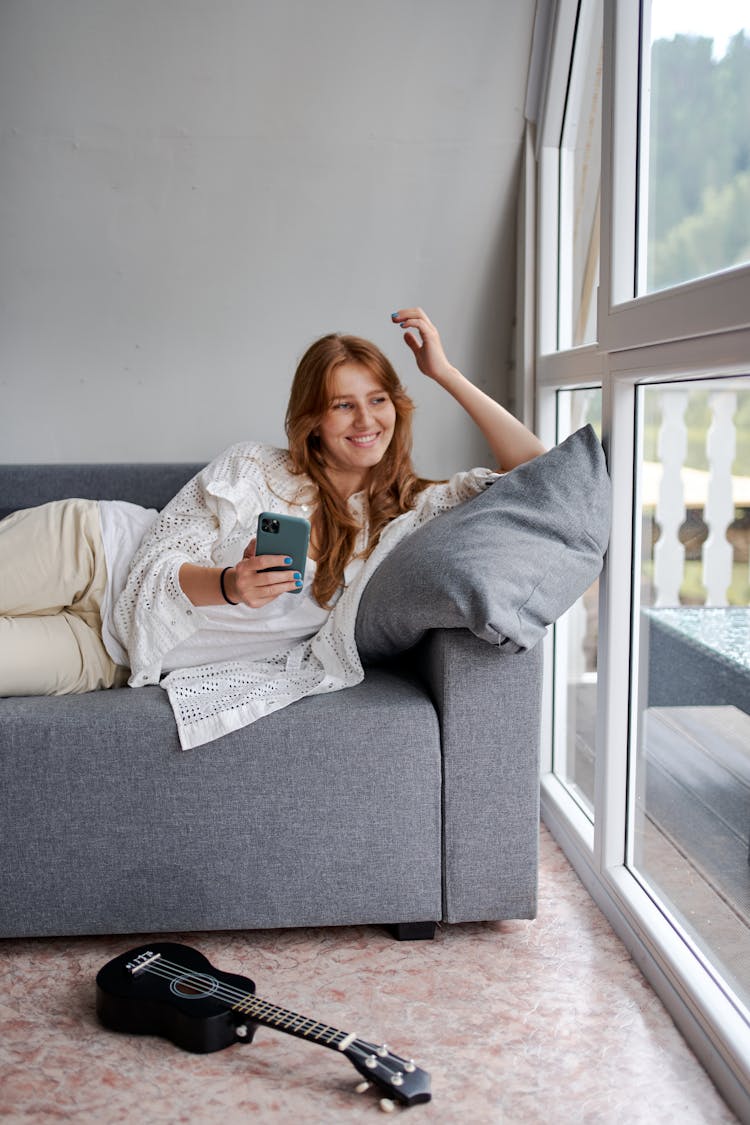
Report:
0,499,127,695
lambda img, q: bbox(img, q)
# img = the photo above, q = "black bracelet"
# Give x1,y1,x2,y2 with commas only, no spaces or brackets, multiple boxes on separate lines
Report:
219,566,238,605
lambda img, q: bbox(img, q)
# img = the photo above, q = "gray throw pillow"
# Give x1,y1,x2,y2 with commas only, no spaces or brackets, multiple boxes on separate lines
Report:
355,424,610,663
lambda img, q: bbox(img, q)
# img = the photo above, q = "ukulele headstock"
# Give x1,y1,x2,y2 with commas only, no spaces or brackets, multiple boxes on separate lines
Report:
344,1038,431,1107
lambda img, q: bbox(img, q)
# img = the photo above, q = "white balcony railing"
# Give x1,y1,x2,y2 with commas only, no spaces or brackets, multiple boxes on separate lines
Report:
648,385,749,609
557,383,749,686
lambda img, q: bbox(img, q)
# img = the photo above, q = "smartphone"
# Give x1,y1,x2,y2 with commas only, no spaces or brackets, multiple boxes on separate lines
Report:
255,512,311,592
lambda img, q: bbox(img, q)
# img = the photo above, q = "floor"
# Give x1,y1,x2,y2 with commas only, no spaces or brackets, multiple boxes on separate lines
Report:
0,826,737,1125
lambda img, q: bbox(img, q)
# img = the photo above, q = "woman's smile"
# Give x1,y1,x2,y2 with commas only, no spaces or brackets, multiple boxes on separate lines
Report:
347,431,381,446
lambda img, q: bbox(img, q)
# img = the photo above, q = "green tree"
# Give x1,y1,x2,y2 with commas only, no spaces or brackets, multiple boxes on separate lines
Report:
651,170,750,290
647,31,750,291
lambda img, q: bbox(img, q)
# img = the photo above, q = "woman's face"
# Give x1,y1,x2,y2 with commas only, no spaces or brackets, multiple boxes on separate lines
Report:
315,362,397,495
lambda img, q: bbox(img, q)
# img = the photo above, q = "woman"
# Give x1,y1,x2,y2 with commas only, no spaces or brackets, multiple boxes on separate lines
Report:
0,309,544,746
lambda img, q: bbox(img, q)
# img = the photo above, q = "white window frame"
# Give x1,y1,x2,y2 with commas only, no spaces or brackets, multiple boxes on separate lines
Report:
528,1,750,1118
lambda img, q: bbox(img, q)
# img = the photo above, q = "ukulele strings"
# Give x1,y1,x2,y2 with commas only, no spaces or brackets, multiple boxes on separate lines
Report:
137,955,366,1054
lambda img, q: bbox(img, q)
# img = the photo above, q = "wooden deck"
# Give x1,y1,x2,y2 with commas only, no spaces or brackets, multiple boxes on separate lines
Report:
566,685,750,1011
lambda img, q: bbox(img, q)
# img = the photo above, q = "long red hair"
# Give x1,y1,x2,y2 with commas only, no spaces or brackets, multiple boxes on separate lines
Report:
285,333,435,606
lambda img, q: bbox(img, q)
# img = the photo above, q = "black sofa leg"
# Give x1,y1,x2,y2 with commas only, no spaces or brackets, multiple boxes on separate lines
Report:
387,922,437,941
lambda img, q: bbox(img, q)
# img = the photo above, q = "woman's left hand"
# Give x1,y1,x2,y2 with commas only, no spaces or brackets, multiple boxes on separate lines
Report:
391,308,457,386
391,306,546,471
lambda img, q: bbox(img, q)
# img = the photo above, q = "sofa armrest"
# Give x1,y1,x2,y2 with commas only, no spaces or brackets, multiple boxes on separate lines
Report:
415,628,543,923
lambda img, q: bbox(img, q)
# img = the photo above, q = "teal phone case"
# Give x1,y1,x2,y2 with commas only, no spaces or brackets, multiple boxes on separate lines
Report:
256,512,311,592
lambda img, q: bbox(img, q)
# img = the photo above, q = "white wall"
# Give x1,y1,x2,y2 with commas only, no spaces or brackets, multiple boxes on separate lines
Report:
0,0,535,476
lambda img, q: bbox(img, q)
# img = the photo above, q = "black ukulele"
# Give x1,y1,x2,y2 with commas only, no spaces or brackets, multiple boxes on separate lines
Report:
96,942,431,1110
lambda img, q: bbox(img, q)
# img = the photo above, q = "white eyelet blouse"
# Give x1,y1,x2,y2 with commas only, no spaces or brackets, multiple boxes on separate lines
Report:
113,441,496,750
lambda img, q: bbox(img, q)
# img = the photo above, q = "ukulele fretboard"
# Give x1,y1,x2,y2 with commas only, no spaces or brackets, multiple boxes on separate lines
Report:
128,950,356,1052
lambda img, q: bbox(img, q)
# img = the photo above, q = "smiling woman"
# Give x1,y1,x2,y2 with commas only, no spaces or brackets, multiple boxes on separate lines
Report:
0,307,544,746
283,327,433,607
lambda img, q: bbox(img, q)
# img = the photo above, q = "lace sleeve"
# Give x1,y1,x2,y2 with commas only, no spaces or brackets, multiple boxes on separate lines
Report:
112,476,219,685
410,466,499,525
114,443,266,686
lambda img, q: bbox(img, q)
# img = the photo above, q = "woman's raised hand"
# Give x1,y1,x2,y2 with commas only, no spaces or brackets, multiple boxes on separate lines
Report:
390,305,546,471
229,538,303,608
391,308,457,386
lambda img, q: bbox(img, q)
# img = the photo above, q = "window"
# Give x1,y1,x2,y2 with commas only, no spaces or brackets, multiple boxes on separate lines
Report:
639,3,750,294
552,387,602,818
530,1,750,1117
630,378,750,1012
559,1,603,347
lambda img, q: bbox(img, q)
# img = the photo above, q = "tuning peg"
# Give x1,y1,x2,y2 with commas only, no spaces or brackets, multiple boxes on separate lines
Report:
379,1098,396,1114
355,1081,372,1095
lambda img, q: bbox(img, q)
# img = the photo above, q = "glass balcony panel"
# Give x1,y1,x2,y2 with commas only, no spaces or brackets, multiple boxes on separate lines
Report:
630,377,750,1015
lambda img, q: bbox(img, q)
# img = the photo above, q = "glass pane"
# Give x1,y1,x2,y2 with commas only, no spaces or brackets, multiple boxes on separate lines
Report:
639,3,750,294
630,377,750,1014
553,388,603,819
558,0,602,348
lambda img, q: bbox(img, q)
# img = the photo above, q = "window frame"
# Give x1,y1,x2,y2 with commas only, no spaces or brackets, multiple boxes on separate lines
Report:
529,1,750,1117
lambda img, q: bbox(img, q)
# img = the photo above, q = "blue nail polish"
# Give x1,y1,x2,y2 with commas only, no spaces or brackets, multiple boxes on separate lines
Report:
391,312,400,321
295,580,303,588
293,572,301,580
284,556,293,565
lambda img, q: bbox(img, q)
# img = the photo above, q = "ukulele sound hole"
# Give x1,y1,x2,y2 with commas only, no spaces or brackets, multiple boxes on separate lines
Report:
170,973,219,1000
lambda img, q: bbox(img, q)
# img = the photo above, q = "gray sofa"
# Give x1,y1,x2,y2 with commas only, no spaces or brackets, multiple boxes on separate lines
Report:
0,462,544,941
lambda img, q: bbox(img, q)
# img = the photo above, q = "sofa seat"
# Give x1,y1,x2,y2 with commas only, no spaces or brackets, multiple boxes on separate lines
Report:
0,666,444,938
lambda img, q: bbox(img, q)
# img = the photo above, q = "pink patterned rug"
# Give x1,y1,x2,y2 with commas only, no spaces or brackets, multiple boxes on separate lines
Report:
0,827,734,1123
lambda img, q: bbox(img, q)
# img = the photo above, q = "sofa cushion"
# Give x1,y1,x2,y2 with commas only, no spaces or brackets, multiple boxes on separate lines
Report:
355,424,610,662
